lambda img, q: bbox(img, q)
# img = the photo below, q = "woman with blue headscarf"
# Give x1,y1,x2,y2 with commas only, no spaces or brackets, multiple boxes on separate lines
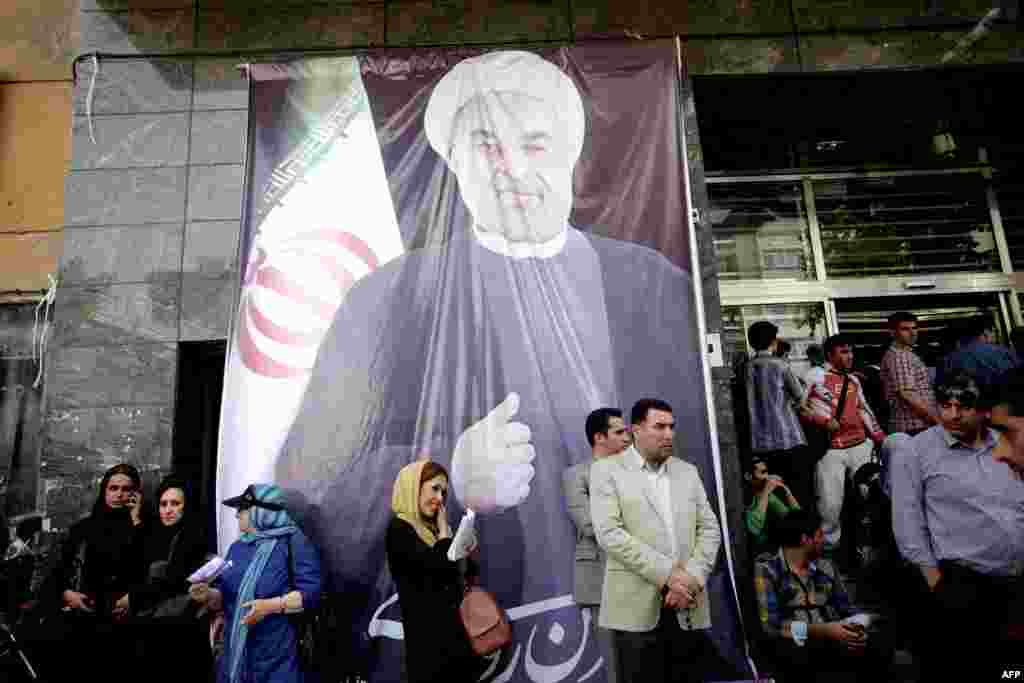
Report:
190,484,321,682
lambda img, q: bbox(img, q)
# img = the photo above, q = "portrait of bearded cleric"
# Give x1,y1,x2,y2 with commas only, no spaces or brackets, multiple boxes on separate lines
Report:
263,46,740,683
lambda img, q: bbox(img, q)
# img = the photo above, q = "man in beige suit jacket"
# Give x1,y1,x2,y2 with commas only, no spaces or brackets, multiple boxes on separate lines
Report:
563,407,630,683
591,398,725,683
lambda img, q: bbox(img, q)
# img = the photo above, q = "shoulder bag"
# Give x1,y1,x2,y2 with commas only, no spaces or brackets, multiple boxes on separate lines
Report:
459,578,511,657
804,372,851,461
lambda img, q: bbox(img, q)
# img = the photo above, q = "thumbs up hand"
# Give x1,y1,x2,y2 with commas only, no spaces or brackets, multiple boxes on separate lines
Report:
451,393,536,514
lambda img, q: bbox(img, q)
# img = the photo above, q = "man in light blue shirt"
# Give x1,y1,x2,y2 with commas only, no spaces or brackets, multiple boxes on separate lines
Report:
891,373,1024,678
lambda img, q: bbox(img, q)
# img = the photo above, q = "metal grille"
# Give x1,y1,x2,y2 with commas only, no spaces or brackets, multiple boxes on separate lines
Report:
709,182,815,281
996,172,1024,272
814,174,999,278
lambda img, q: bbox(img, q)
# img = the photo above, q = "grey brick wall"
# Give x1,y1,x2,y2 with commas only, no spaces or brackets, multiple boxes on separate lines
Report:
47,45,247,527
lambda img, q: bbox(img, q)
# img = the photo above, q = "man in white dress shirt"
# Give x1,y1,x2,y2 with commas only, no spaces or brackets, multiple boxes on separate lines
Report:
591,399,731,682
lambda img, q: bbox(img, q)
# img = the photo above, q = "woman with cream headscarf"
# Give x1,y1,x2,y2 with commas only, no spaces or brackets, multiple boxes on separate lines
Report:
191,483,321,683
386,460,484,683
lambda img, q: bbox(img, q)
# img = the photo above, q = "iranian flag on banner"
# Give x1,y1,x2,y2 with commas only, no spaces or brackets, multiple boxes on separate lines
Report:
216,59,403,550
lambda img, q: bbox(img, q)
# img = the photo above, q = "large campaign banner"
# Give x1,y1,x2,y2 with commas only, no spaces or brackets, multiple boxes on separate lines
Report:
218,41,748,682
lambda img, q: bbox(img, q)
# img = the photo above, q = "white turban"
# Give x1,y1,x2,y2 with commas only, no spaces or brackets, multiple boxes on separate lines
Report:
423,50,586,164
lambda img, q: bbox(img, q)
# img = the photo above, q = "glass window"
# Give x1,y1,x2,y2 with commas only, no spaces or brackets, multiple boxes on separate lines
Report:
0,304,44,518
721,302,828,378
814,174,999,278
709,182,815,282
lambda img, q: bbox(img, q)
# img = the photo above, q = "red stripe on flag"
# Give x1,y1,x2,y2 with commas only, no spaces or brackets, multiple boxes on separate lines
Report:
289,230,379,270
248,298,321,346
237,298,307,378
254,265,338,321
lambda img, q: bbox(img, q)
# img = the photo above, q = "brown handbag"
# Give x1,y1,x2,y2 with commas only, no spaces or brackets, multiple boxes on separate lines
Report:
460,585,512,656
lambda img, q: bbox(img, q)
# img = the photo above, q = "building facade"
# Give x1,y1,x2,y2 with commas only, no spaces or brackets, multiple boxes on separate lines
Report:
1,0,1022,627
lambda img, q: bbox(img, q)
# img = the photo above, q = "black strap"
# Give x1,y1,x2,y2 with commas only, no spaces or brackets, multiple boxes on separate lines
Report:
834,373,852,423
165,530,182,563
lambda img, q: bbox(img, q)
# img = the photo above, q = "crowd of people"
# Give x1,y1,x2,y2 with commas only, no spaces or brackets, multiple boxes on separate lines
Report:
3,311,1022,683
2,471,322,683
737,312,1023,682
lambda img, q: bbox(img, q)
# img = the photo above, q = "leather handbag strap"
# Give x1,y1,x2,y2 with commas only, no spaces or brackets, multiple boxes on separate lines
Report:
165,530,182,563
833,373,852,422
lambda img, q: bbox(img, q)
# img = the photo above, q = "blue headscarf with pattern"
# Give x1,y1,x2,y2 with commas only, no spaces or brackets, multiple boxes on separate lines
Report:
226,484,297,683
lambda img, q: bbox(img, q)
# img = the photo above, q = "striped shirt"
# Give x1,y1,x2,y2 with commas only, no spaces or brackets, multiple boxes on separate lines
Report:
891,426,1024,577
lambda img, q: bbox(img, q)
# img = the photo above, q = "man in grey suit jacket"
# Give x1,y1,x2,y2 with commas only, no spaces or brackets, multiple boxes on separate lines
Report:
591,398,727,683
563,407,630,683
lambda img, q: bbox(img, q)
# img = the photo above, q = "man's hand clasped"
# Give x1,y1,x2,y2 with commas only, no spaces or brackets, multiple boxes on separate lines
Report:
664,565,702,609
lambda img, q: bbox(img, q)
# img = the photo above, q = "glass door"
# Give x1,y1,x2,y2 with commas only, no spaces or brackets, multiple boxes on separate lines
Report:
833,292,1010,372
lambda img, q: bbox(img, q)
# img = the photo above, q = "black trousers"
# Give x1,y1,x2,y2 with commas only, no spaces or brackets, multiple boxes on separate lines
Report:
614,610,738,683
919,561,1024,680
761,635,894,683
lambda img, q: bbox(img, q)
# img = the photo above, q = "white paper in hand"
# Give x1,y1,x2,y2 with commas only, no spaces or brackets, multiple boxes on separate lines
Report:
188,556,232,584
840,613,873,629
446,509,477,562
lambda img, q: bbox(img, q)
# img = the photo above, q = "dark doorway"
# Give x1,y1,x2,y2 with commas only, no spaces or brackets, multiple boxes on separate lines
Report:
173,340,227,550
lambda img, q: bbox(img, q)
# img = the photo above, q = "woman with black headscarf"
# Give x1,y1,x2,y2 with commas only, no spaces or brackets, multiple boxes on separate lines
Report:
116,475,211,678
29,463,145,678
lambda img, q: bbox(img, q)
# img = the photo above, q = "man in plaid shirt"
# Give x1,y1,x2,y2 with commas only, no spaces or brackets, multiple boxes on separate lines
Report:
755,509,893,681
880,311,938,436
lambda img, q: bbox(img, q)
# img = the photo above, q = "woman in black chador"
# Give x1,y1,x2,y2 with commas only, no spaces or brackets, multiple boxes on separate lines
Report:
120,475,211,678
29,463,145,678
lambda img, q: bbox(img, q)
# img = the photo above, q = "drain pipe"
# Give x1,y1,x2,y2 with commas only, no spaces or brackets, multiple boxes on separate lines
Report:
941,7,1003,63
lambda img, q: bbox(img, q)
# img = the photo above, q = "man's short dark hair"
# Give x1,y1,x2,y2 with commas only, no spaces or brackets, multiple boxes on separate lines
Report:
960,314,994,342
747,321,778,352
994,368,1024,417
823,334,852,358
775,508,822,548
631,398,673,426
585,407,623,447
888,311,918,330
935,372,981,409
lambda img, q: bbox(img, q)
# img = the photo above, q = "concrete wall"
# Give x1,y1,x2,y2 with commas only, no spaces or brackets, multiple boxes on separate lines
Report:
36,0,1024,561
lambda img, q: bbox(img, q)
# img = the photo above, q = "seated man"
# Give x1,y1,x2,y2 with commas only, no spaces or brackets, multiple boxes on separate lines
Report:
754,509,893,683
744,455,800,557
